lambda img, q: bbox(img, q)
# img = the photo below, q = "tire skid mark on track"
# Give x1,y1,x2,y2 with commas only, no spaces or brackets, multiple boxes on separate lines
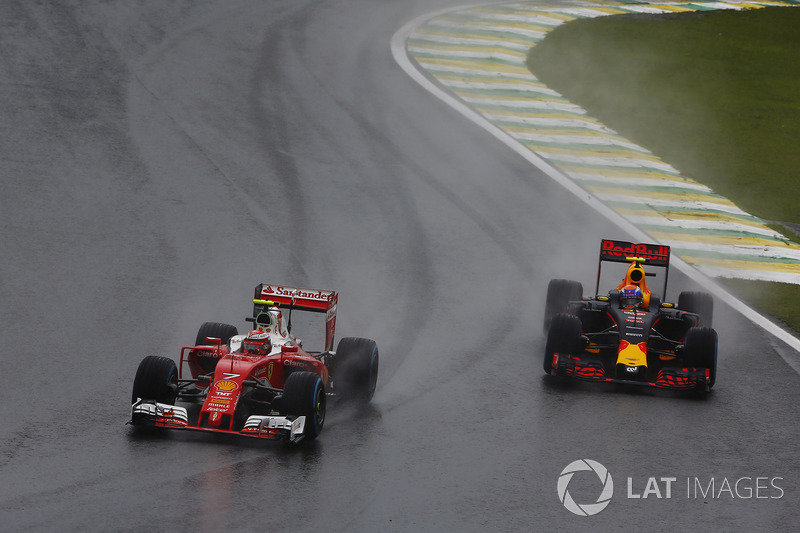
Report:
253,4,438,368
249,0,325,276
129,2,314,283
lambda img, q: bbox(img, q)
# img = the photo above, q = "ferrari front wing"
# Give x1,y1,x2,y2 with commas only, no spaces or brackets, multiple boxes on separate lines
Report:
130,399,307,442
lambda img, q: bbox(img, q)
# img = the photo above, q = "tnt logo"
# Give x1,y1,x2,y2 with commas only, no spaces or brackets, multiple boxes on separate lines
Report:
557,459,614,516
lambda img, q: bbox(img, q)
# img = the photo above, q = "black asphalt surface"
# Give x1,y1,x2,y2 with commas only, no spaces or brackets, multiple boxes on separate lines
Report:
2,1,799,531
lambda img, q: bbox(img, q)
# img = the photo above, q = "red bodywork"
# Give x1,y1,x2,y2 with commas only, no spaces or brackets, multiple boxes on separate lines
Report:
178,281,338,433
131,283,343,441
180,339,327,432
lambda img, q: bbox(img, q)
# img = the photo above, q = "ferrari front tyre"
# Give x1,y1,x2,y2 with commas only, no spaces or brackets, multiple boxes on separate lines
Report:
544,313,582,374
683,326,718,388
332,337,379,402
678,291,714,327
544,279,583,333
282,371,326,440
131,355,178,405
195,321,238,346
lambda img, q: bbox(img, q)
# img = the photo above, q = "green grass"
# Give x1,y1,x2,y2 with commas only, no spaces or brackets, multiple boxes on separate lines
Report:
718,278,800,333
527,6,800,333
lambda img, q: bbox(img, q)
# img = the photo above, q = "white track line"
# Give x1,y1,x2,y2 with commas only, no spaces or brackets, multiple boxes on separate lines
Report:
391,5,800,360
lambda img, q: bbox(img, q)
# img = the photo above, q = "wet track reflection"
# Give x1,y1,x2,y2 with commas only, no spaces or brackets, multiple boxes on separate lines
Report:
1,1,799,531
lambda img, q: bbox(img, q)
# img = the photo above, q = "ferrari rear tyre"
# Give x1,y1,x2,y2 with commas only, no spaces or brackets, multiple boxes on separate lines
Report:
684,326,717,388
678,291,714,327
195,322,238,346
544,313,582,374
131,355,178,404
544,279,583,333
282,371,326,440
332,337,379,402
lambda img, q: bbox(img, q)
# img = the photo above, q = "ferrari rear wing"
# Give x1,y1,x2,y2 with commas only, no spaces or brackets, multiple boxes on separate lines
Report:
596,239,671,299
252,283,338,351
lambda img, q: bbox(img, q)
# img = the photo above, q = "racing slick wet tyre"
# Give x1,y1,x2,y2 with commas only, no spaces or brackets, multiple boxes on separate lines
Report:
678,291,714,327
683,326,718,388
544,279,583,333
544,313,582,374
131,355,178,405
282,371,326,440
195,321,238,346
332,337,379,403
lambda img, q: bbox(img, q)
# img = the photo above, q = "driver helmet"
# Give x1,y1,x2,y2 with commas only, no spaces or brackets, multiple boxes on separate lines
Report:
242,330,272,355
620,284,643,308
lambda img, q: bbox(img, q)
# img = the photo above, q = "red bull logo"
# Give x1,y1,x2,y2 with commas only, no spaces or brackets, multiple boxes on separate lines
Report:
601,240,670,266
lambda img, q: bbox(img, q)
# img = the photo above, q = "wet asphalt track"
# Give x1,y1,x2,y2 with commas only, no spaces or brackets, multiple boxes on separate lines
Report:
2,1,800,531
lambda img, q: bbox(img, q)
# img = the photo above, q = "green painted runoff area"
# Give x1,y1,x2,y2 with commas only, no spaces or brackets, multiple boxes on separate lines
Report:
527,6,800,333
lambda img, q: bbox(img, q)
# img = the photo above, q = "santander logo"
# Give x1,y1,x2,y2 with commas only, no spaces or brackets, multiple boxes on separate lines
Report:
263,285,330,301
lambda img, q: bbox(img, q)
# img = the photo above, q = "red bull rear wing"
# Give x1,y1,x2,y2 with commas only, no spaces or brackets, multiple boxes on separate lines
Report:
597,239,671,299
600,239,670,267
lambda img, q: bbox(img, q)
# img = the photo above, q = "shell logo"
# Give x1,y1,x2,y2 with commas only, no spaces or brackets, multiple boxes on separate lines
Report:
215,380,238,392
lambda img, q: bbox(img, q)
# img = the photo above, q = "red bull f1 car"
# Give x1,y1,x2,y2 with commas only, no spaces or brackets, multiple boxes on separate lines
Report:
129,284,379,442
542,239,717,392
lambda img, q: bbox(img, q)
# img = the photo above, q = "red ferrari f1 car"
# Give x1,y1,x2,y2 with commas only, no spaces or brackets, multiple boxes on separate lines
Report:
130,283,379,442
542,239,717,391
